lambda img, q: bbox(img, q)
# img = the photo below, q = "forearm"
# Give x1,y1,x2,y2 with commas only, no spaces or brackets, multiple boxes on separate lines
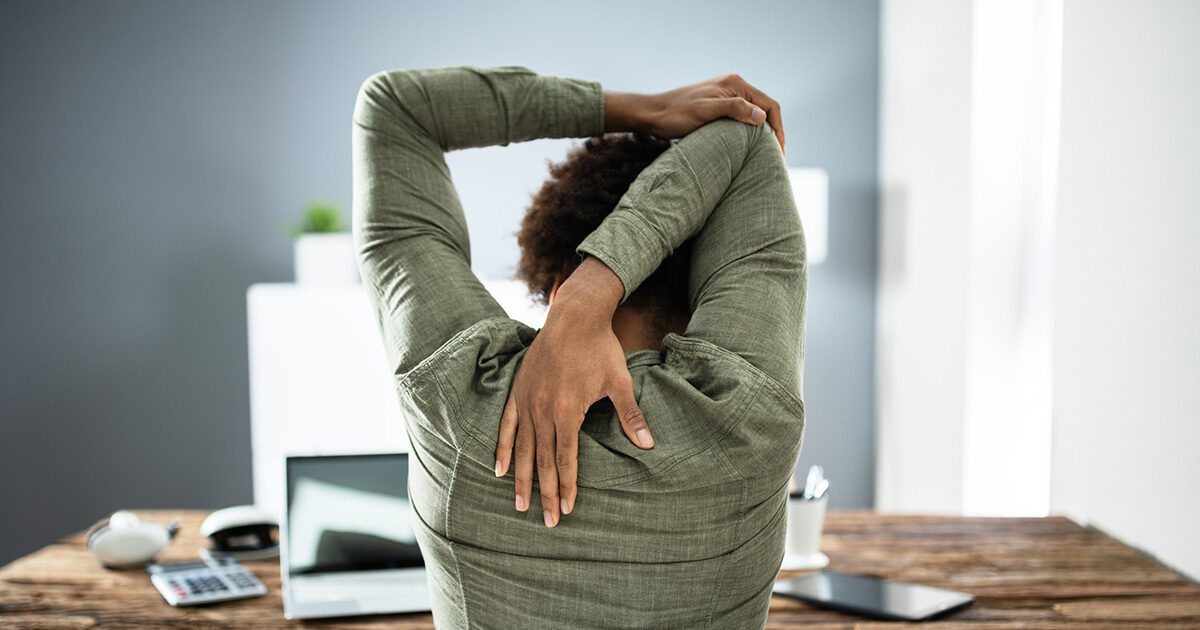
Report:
603,91,658,134
353,65,608,258
552,256,625,320
574,117,758,303
352,65,607,375
355,65,604,154
577,119,805,388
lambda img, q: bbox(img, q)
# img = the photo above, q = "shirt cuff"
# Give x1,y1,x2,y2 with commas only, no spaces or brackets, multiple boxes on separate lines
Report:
543,74,606,138
575,211,669,304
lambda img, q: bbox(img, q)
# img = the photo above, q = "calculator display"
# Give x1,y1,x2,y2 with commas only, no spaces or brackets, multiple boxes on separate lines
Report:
285,454,423,575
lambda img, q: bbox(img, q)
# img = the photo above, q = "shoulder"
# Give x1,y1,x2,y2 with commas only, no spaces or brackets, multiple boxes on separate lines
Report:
661,333,803,415
393,316,530,453
397,315,532,396
660,333,805,487
399,322,805,431
395,318,804,488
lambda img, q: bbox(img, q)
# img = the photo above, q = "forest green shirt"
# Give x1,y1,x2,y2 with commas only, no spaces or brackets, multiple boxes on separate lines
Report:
352,65,807,629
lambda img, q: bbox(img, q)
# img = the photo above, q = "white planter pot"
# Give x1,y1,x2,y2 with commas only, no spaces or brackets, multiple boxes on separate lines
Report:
294,233,359,285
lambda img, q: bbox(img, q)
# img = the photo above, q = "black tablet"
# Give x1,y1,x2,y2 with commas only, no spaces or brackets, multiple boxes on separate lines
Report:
774,571,974,621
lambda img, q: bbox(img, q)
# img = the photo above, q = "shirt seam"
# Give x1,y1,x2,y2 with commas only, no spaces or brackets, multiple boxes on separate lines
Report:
426,353,464,452
425,357,471,625
592,80,606,135
549,75,563,137
449,451,471,628
396,372,458,453
705,421,749,627
675,139,709,208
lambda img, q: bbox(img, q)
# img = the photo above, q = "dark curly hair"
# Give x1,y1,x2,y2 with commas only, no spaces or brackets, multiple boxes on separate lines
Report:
515,132,693,326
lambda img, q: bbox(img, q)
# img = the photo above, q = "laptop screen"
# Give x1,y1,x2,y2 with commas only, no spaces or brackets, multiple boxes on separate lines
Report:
285,453,423,575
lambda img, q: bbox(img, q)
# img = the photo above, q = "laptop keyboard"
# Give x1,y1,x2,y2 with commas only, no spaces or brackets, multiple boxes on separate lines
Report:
290,572,427,603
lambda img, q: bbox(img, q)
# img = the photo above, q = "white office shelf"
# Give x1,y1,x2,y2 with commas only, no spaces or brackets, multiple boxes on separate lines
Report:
247,280,545,518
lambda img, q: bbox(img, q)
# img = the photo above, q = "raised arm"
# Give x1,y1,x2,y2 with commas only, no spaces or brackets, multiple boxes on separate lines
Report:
577,117,806,392
352,65,605,378
493,73,794,529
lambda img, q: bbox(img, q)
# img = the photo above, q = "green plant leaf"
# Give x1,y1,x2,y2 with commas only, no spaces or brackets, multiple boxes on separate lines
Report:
289,200,347,237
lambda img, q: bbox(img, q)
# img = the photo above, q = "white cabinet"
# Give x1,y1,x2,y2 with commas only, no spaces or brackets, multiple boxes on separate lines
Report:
247,280,545,517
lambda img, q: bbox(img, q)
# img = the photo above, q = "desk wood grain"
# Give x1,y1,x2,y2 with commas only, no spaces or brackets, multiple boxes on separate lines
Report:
1,510,1197,628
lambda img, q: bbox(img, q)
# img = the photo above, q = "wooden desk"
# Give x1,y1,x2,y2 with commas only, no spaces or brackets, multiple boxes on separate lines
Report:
2,510,1197,628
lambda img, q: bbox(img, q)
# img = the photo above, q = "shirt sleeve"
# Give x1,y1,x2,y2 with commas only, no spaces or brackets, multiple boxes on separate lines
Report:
575,118,807,395
352,65,606,378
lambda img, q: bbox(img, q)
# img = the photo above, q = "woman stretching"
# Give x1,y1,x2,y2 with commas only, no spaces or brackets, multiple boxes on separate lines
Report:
353,64,806,629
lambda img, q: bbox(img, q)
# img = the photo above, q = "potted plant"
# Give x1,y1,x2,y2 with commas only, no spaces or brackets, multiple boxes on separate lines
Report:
290,201,359,285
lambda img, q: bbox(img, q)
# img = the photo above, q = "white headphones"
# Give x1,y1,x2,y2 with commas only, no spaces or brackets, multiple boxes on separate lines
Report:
85,511,179,568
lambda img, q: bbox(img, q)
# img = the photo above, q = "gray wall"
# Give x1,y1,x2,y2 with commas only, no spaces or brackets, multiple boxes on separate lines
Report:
0,0,879,564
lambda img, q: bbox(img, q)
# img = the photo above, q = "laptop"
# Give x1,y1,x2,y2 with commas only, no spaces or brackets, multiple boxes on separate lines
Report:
281,453,431,619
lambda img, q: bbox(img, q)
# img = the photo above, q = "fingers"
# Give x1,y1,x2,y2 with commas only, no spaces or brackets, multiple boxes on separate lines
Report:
611,375,654,449
741,85,784,156
556,423,579,516
514,415,535,514
722,74,786,156
711,96,767,126
508,398,576,526
766,105,785,157
737,93,784,156
533,411,560,528
495,395,518,477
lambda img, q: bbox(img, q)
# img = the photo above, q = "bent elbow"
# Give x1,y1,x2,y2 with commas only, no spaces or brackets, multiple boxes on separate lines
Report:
353,70,399,128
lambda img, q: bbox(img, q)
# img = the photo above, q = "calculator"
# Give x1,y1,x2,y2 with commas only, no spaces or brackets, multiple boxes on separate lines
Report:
147,557,267,606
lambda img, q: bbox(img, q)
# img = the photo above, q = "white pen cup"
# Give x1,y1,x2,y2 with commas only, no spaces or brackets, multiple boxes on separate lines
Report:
780,492,830,570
